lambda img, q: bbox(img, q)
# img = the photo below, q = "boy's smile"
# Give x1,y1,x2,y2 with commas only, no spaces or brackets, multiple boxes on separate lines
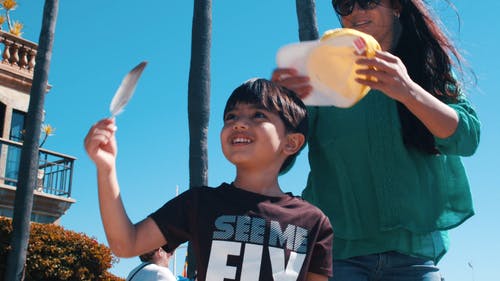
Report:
231,134,252,145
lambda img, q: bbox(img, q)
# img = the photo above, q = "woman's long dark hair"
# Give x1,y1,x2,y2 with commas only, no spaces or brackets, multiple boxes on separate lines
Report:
393,0,464,154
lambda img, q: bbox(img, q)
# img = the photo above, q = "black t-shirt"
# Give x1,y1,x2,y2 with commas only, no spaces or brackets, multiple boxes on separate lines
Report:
150,183,333,281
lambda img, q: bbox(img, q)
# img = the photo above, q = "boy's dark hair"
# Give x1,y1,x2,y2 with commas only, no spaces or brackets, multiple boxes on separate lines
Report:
139,247,174,262
223,78,308,174
139,249,158,262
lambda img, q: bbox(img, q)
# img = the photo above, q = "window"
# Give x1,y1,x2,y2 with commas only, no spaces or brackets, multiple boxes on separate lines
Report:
10,110,26,142
5,110,26,185
0,103,5,137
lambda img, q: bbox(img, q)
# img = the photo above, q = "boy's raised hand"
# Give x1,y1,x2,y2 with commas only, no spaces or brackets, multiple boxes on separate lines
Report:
84,118,118,171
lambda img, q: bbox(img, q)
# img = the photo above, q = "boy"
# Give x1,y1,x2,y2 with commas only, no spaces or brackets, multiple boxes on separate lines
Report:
84,78,333,281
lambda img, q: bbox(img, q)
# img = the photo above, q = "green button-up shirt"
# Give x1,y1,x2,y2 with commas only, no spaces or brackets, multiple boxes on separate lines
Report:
302,89,480,263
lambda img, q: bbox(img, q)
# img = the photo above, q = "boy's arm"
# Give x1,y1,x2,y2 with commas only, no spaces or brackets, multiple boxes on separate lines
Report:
306,272,328,281
96,165,166,257
85,118,166,257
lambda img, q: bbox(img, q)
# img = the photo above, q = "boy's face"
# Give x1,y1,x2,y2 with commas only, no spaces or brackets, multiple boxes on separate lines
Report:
220,103,291,172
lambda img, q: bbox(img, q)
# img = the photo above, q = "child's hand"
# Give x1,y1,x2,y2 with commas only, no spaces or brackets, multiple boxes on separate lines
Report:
84,118,118,171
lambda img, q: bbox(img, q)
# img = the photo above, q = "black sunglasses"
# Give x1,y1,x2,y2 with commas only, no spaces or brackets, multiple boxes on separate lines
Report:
332,0,382,16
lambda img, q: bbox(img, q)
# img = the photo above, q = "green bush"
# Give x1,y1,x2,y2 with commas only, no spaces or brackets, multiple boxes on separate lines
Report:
0,217,124,281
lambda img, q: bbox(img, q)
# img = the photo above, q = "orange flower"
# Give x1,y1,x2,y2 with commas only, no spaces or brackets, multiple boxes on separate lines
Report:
42,123,55,136
2,0,17,11
9,20,22,36
39,123,55,147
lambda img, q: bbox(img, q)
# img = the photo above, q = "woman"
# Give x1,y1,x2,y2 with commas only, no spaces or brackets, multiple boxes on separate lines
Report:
272,0,480,280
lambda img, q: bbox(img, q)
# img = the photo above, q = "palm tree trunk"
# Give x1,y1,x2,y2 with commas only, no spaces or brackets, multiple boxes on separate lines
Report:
187,0,211,278
295,0,319,41
4,0,59,280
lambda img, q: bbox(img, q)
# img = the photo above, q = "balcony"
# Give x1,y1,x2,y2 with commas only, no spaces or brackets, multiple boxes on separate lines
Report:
0,138,76,224
0,30,38,93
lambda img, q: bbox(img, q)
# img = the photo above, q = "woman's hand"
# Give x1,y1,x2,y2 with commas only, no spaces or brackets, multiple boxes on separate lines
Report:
84,118,118,171
354,50,418,104
271,68,313,99
356,50,459,138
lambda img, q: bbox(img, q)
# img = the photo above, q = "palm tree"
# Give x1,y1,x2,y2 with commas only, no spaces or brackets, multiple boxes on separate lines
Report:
4,1,59,280
295,0,319,41
186,0,212,278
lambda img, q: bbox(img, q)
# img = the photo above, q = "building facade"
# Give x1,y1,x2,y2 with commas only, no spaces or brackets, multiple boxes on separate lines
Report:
0,30,75,224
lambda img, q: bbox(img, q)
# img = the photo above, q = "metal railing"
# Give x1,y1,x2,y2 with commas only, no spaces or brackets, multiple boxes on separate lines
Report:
0,138,76,198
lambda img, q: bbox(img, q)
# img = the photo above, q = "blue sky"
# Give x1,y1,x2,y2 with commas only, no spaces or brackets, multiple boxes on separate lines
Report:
14,1,499,279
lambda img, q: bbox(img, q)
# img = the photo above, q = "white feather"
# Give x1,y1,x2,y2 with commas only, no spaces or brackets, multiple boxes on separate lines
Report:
109,61,148,117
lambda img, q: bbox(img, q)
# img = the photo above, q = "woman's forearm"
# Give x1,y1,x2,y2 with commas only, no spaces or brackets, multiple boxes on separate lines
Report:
401,81,459,139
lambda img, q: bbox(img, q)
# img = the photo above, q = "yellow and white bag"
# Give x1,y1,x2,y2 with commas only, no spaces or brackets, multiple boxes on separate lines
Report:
276,28,381,107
